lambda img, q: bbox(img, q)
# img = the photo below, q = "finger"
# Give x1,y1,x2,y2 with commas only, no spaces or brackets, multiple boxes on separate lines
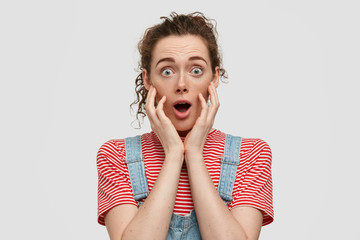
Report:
198,93,209,122
145,86,156,110
208,82,219,107
207,82,220,118
155,96,170,122
145,86,156,114
205,84,219,125
145,86,160,125
210,82,219,107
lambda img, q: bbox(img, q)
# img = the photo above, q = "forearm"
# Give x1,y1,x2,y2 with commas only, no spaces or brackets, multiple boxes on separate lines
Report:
185,151,247,240
122,153,183,240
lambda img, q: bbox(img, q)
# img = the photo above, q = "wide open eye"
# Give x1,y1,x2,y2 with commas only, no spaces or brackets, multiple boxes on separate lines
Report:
161,68,174,76
191,67,203,75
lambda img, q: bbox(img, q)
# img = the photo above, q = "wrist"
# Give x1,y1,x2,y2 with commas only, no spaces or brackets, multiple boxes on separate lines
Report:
163,143,184,156
184,146,203,155
184,149,203,162
164,151,184,164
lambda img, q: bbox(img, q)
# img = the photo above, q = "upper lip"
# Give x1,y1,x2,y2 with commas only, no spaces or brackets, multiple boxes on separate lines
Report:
173,99,192,107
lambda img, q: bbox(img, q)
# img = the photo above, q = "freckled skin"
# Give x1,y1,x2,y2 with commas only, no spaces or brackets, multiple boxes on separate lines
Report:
143,35,219,136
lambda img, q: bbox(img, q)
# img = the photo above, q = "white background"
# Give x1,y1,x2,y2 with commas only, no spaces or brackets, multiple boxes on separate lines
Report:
1,0,359,239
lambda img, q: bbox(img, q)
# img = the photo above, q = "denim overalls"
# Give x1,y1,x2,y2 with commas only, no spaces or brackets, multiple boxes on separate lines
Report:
124,134,242,240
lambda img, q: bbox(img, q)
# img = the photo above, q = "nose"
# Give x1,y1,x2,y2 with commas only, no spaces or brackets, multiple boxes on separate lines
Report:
176,73,188,93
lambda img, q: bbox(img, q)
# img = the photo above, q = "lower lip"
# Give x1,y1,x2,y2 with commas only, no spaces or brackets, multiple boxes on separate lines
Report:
173,106,191,119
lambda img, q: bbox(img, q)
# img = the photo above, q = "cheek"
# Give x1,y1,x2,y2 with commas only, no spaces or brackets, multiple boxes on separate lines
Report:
201,87,210,100
193,80,209,93
153,86,164,101
155,92,168,106
154,90,171,109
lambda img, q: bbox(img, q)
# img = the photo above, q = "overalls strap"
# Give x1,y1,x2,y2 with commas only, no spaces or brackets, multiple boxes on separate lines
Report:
124,135,149,201
124,133,242,239
217,134,242,203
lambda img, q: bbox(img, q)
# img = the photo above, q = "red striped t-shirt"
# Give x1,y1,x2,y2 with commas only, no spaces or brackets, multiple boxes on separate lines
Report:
97,129,273,226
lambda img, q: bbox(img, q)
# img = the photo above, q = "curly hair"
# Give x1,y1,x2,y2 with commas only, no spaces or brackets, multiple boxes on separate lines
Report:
130,12,227,128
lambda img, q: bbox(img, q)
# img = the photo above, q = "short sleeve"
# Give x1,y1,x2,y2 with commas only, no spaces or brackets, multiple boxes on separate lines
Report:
229,139,274,226
97,140,137,225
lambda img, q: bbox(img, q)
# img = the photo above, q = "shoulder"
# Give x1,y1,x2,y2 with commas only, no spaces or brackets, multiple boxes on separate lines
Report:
97,139,126,157
240,138,271,156
239,138,272,170
96,133,155,167
218,130,272,165
218,130,271,155
96,139,127,171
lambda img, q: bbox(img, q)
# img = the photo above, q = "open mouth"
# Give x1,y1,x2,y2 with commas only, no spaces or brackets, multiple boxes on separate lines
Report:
174,103,191,112
173,100,192,119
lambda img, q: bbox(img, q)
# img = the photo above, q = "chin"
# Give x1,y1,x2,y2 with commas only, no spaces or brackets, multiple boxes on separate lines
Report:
173,121,194,137
171,112,200,136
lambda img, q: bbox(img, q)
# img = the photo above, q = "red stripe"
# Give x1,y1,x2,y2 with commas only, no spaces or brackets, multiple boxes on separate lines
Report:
97,129,273,226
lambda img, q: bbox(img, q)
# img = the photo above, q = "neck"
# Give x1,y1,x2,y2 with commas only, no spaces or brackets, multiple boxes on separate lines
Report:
177,129,191,138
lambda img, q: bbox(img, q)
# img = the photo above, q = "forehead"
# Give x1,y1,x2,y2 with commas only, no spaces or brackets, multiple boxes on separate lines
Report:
152,35,210,63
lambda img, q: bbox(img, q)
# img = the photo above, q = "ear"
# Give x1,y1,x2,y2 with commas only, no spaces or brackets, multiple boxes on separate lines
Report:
211,66,220,88
143,69,151,90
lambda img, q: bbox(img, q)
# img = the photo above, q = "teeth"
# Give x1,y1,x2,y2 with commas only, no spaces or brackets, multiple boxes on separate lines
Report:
175,103,190,106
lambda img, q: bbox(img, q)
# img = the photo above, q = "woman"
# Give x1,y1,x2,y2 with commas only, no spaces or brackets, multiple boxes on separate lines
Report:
97,12,273,239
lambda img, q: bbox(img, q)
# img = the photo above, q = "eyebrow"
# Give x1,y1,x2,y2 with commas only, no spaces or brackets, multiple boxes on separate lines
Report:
155,56,208,67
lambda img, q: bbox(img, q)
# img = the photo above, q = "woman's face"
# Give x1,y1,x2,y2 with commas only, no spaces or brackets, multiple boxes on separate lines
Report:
143,35,219,136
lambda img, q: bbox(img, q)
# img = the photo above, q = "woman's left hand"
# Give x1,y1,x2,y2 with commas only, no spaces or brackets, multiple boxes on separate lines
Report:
184,81,219,156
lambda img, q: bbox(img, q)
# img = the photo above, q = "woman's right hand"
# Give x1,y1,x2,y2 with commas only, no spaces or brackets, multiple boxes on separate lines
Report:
145,86,184,157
